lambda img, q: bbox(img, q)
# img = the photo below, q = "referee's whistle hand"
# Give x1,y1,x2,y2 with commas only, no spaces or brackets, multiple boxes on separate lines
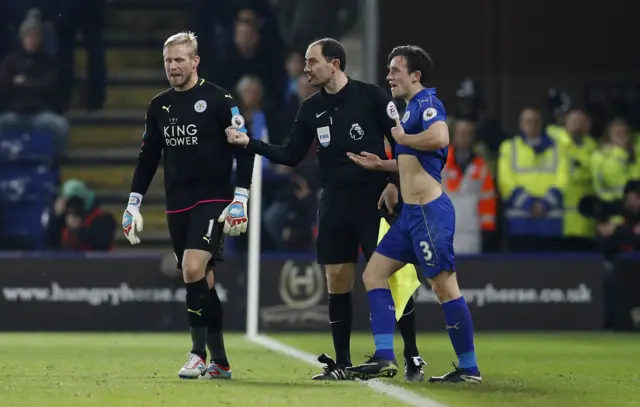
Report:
225,126,249,146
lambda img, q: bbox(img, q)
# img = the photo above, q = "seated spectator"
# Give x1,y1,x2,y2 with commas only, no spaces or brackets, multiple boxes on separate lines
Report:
277,73,316,145
263,160,319,252
44,179,116,252
215,19,285,108
284,50,304,103
0,8,69,159
597,181,640,260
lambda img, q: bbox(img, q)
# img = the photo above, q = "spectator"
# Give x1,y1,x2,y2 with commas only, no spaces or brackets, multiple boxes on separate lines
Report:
442,119,497,254
262,161,318,252
596,181,640,329
260,74,319,251
277,73,316,144
552,109,598,252
590,118,635,205
275,0,358,51
497,107,570,252
44,179,116,252
55,0,106,111
214,20,285,108
0,8,69,159
236,75,272,140
546,88,572,139
284,50,304,103
597,181,640,260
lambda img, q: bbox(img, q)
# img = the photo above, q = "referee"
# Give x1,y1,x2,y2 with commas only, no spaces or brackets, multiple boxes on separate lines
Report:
226,38,424,381
122,32,255,380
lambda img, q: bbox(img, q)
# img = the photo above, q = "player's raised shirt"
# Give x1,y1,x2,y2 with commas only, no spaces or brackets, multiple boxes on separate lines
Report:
130,79,254,211
395,87,448,183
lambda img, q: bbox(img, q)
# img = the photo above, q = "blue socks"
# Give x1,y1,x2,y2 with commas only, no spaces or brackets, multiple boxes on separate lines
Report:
441,296,479,374
367,288,395,361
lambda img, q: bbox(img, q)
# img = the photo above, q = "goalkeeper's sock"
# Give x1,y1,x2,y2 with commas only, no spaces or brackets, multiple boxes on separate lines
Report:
397,297,419,358
367,288,395,361
207,286,228,367
186,278,211,359
441,296,479,375
328,292,352,366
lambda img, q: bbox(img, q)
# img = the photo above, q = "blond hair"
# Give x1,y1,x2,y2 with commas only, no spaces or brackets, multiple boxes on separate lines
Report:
163,31,198,58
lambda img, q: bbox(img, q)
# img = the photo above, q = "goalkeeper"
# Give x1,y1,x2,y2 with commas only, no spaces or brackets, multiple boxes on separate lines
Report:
122,32,255,381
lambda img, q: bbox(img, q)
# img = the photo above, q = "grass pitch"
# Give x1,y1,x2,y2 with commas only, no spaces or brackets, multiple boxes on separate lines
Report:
0,332,638,407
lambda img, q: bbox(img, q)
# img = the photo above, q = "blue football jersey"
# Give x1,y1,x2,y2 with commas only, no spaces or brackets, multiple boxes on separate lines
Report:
395,87,448,183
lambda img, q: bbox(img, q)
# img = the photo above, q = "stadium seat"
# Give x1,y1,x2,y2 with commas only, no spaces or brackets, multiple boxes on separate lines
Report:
0,197,50,250
0,130,56,163
0,163,58,202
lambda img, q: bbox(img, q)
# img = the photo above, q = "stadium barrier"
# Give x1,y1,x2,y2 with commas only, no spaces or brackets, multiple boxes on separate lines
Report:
0,253,611,332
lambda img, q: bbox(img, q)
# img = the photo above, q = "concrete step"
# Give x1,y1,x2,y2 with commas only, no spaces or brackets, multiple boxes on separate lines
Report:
67,109,145,126
72,83,168,110
60,164,164,193
64,148,138,165
110,0,187,9
106,6,189,33
69,123,143,149
77,69,167,86
76,48,160,72
77,30,175,49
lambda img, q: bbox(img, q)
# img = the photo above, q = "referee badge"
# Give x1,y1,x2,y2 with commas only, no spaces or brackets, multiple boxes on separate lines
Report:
194,100,207,113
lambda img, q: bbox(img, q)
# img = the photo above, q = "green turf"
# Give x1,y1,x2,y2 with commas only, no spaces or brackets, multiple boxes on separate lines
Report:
0,333,396,407
273,332,640,407
0,332,638,407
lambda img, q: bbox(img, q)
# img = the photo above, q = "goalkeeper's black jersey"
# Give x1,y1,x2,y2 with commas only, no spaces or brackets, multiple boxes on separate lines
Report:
130,79,255,211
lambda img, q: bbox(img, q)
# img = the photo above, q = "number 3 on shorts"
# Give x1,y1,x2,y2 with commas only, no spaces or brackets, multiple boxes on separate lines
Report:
419,240,433,262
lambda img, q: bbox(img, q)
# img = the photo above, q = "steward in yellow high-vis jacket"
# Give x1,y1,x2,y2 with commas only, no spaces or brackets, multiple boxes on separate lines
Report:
498,108,569,252
591,119,634,204
548,109,597,251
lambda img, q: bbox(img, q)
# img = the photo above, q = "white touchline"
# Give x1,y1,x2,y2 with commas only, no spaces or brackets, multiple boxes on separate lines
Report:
248,334,449,407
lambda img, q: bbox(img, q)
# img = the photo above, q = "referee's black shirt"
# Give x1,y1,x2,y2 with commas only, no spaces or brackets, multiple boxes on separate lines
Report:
246,78,396,190
130,79,255,211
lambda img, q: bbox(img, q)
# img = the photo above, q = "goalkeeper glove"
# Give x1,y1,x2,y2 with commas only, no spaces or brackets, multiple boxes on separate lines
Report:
217,187,249,236
122,192,144,245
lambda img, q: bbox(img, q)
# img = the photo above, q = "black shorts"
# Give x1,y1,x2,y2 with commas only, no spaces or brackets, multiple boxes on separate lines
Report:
166,202,227,269
316,185,386,265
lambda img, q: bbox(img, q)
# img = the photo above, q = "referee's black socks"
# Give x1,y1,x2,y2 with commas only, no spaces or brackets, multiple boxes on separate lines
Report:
397,297,419,358
328,292,353,366
185,278,212,359
207,285,229,367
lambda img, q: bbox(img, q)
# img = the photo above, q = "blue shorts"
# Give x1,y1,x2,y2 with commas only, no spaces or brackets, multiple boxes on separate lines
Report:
375,192,456,279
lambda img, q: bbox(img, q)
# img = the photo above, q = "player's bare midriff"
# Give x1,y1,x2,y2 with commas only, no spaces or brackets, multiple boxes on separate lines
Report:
397,154,443,205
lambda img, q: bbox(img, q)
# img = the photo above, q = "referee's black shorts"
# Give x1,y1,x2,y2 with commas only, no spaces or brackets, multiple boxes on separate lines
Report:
166,201,227,269
316,184,387,265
